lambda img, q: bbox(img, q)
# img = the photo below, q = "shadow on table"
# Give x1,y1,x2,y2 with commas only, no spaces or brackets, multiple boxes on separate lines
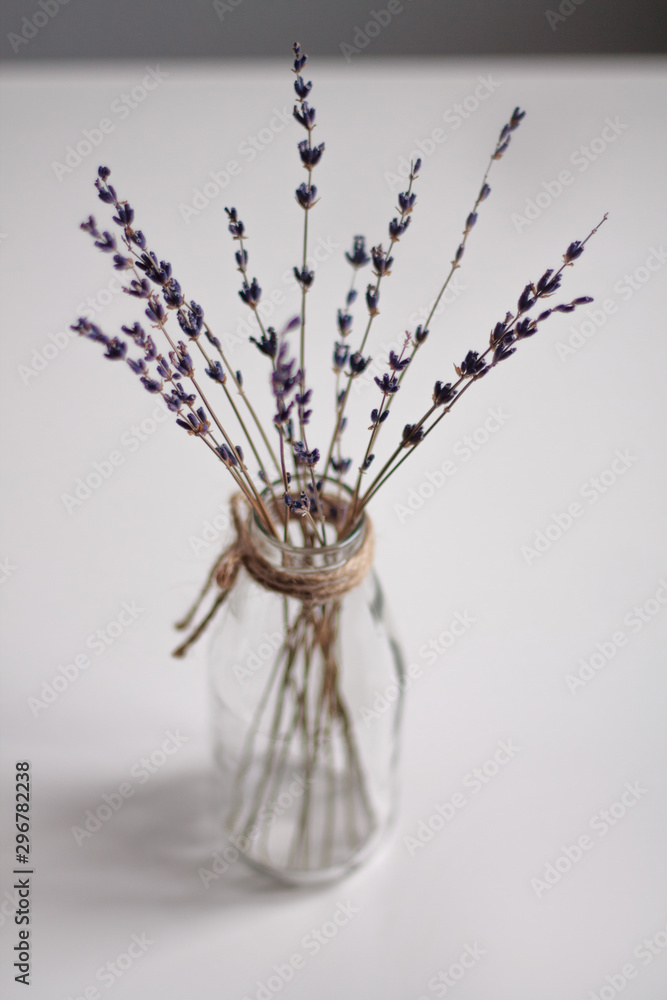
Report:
42,770,328,913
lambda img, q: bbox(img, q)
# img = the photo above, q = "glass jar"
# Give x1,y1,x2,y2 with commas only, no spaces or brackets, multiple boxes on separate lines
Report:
207,507,405,884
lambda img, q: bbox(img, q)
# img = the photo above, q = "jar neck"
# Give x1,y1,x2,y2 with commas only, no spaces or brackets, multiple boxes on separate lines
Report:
248,510,368,573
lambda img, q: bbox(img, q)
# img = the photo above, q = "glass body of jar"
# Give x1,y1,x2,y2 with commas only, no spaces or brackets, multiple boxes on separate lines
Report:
207,510,405,884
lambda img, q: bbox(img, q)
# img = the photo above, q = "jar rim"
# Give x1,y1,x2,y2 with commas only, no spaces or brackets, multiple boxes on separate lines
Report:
250,479,366,558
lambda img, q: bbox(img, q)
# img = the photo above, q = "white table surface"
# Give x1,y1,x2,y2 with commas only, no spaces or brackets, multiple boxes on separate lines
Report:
1,56,666,1000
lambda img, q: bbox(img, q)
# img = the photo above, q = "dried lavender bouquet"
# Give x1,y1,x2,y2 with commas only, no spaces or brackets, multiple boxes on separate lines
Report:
72,44,606,881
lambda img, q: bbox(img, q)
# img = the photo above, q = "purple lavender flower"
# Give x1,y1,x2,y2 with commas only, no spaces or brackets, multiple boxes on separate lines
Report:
374,373,400,394
112,202,134,227
401,423,425,447
123,278,151,299
536,269,562,296
145,299,166,325
136,251,172,286
160,279,182,309
103,337,127,360
345,236,370,269
564,240,585,263
298,140,324,170
337,310,353,336
389,216,411,240
432,381,457,406
365,285,379,316
177,301,204,337
171,347,194,377
333,342,349,373
369,408,390,429
225,207,245,240
517,284,536,313
127,357,147,376
388,350,410,372
493,340,517,364
371,246,393,277
94,231,116,253
293,102,316,130
331,456,352,474
121,322,147,345
140,376,163,393
292,41,307,73
162,391,182,412
176,407,210,437
216,443,238,466
156,356,172,380
80,216,100,237
294,75,312,100
294,441,320,467
398,191,416,214
514,318,538,338
239,278,261,307
295,183,317,209
349,352,371,375
250,327,278,359
456,350,488,378
206,360,226,384
293,267,314,289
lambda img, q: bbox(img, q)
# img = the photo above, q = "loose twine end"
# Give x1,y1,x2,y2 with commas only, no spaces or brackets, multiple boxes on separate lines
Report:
172,493,374,658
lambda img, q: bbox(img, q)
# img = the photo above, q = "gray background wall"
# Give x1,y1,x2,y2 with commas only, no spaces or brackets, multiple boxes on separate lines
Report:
2,0,666,60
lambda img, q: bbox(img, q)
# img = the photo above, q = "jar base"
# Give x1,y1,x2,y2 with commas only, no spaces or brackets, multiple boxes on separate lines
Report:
221,803,398,887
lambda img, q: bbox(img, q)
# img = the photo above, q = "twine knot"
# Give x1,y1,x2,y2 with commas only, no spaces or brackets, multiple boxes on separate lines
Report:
173,493,374,658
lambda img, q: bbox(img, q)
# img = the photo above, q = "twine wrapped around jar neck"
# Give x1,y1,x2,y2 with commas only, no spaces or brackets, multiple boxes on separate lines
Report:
173,493,374,658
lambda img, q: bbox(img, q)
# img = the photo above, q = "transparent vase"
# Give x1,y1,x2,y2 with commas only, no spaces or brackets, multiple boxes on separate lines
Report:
207,507,405,884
